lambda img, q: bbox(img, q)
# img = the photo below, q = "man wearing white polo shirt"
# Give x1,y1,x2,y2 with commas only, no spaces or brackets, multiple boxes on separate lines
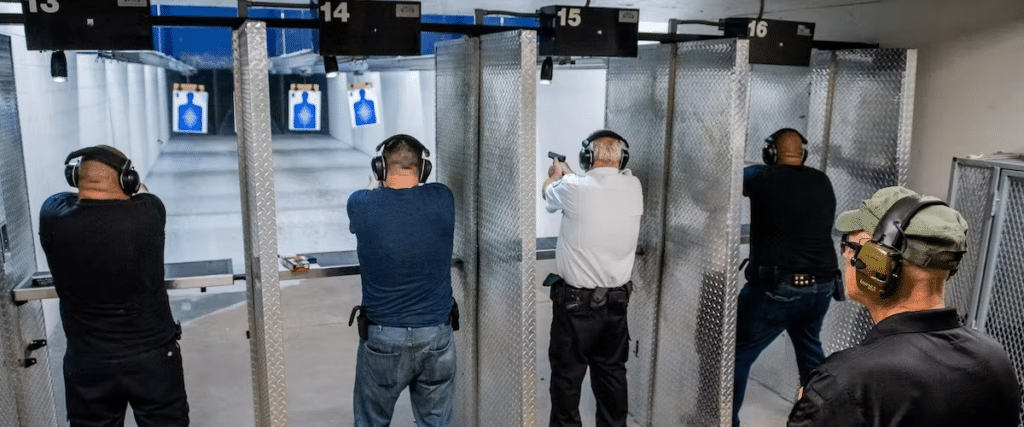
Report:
542,130,644,427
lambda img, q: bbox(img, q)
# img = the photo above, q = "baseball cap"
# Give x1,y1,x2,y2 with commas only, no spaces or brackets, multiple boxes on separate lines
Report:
836,186,968,270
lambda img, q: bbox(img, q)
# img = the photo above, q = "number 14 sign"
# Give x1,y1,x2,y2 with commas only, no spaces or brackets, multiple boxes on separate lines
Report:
318,0,422,56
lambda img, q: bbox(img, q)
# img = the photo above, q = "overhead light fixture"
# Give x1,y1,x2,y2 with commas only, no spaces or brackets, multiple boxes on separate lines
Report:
540,56,553,85
50,50,67,83
324,55,339,78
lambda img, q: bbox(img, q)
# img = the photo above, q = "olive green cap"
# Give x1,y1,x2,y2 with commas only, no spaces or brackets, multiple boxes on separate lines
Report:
836,186,968,270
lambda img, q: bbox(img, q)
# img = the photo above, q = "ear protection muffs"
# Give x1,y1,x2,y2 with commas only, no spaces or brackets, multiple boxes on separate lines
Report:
763,128,808,166
371,134,432,184
853,195,948,299
64,146,141,195
579,130,630,171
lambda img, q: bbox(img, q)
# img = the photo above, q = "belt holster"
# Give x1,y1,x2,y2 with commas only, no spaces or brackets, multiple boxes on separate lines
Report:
590,287,609,310
449,300,461,331
757,266,779,291
174,321,182,341
348,305,369,340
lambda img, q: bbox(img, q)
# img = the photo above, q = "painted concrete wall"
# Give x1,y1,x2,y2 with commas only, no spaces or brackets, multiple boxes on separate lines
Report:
908,20,1024,198
535,69,607,238
328,70,437,179
0,28,169,273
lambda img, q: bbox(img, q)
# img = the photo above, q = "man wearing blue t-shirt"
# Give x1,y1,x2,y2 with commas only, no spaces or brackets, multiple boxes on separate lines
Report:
347,134,456,427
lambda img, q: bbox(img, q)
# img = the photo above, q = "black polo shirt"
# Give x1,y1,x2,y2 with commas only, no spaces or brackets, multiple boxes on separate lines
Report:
787,308,1022,427
743,164,837,277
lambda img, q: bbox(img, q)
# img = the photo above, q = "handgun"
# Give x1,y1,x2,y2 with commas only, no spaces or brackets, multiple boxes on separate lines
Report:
548,152,566,162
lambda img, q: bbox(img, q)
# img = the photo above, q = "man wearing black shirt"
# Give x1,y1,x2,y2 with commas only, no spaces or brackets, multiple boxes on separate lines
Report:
787,186,1021,427
39,146,188,426
733,129,838,427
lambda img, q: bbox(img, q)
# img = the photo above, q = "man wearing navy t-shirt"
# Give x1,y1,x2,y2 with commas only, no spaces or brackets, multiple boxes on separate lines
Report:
347,134,456,427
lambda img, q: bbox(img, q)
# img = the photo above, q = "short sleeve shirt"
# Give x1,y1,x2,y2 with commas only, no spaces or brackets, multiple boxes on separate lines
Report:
545,167,643,289
347,183,455,327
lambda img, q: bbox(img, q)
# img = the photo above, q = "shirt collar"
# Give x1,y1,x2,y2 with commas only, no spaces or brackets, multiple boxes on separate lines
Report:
585,167,622,176
862,308,961,345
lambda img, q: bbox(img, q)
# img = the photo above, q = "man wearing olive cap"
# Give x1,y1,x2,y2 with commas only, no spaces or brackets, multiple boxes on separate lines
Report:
787,186,1022,427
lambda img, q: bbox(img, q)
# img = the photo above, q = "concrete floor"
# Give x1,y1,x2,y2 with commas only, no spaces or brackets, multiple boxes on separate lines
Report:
46,135,792,426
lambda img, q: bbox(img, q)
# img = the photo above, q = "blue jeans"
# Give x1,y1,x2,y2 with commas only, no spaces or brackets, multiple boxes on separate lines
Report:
354,324,456,427
732,279,834,427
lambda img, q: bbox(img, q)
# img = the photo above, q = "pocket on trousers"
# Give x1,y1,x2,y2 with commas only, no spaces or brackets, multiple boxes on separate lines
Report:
765,291,800,303
422,331,456,386
361,339,401,387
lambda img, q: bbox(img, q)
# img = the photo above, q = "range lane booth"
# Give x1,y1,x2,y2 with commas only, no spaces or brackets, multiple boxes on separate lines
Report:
2,2,1022,427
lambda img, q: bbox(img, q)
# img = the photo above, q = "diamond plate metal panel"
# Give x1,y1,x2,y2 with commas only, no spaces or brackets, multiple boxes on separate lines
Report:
477,30,538,427
434,36,481,427
819,49,916,356
744,65,811,165
652,39,748,427
604,43,674,427
977,173,1024,426
806,50,837,173
946,163,997,322
0,34,60,427
233,21,288,427
746,50,835,404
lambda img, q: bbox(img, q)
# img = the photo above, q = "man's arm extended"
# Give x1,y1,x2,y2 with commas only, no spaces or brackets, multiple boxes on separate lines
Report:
542,160,574,200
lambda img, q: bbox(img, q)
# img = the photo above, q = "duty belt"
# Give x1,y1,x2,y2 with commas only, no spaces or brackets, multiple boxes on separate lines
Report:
543,273,632,310
758,266,837,288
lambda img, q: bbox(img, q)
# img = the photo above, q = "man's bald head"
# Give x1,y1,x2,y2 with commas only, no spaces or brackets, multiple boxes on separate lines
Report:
775,130,805,166
77,159,128,199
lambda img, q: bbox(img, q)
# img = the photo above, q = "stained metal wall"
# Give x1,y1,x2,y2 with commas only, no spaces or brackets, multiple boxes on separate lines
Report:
975,170,1024,426
818,49,917,355
0,35,60,427
476,30,539,427
434,36,481,427
946,162,999,322
650,39,749,427
233,21,288,427
744,65,812,165
604,43,675,427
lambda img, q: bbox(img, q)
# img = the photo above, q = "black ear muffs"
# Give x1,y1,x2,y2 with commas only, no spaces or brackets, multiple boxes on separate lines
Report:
579,130,630,171
763,128,808,166
64,146,140,195
853,196,948,299
371,134,432,184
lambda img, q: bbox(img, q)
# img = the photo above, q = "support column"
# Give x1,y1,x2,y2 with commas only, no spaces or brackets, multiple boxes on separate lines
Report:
232,20,288,427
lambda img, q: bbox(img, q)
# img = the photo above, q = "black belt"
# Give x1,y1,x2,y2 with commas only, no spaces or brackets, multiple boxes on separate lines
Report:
543,273,632,310
348,301,460,340
758,266,837,288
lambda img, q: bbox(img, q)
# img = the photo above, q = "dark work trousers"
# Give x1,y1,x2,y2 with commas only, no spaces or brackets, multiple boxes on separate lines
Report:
64,341,190,427
548,293,630,427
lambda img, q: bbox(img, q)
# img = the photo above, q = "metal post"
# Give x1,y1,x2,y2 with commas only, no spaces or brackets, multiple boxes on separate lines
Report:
232,20,288,427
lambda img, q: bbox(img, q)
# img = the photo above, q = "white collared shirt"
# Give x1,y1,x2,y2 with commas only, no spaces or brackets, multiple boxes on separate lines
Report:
545,167,644,289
